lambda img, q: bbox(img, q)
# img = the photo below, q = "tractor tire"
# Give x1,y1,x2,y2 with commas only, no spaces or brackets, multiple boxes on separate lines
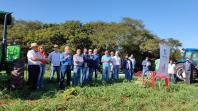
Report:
176,63,185,81
185,70,193,84
9,59,25,90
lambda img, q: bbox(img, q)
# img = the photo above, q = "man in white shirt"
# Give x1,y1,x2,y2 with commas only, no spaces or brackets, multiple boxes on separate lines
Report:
129,54,136,71
27,43,43,90
112,51,121,80
73,49,84,86
48,44,61,82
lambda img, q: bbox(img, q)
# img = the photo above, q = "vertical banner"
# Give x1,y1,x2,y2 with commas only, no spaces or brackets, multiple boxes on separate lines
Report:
157,44,170,76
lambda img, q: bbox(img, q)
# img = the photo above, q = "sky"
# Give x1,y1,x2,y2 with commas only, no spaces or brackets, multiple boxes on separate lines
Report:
0,0,197,48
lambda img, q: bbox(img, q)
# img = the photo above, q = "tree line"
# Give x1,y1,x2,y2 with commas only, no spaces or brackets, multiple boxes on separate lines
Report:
0,17,182,70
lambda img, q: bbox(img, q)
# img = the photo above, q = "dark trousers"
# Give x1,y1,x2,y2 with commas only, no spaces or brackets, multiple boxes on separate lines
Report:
50,66,60,81
28,65,40,90
60,65,71,88
125,69,132,80
185,71,192,84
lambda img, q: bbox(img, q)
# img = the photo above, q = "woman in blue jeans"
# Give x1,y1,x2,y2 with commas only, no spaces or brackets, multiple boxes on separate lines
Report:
37,46,48,88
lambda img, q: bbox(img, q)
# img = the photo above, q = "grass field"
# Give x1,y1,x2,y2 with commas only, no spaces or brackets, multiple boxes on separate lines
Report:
0,71,198,111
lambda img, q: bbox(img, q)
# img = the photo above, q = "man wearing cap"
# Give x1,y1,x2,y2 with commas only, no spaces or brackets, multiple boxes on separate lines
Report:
27,43,43,90
59,46,73,89
48,44,61,82
183,58,193,84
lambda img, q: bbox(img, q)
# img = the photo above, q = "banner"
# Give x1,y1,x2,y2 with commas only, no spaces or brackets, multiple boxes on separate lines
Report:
157,44,170,76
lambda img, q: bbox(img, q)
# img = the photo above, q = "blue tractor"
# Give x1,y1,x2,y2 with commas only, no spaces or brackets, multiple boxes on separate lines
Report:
176,48,198,83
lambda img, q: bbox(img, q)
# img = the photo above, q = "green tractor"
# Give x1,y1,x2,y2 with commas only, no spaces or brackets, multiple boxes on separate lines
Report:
0,11,24,90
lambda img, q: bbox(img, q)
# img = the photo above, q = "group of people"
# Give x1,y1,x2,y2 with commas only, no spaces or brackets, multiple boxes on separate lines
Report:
27,42,181,90
27,43,137,90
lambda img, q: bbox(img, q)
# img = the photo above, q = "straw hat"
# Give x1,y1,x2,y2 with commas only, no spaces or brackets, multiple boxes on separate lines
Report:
53,44,59,48
30,43,38,48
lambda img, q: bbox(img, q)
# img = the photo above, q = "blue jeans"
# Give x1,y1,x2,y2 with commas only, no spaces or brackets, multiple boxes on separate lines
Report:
125,69,132,80
50,66,60,81
142,68,149,79
93,66,98,79
87,67,93,82
102,66,110,81
72,66,83,86
60,65,71,88
37,64,46,88
83,67,89,83
112,65,120,80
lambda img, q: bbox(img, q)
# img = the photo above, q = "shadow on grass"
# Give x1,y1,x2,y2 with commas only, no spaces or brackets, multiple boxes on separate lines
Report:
0,76,130,100
0,78,61,100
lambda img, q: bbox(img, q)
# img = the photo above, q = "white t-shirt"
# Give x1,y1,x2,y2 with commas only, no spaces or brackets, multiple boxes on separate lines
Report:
27,50,41,65
168,63,176,74
48,51,61,66
113,56,121,66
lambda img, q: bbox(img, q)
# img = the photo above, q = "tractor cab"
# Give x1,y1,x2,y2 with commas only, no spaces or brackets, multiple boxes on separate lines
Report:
176,48,198,83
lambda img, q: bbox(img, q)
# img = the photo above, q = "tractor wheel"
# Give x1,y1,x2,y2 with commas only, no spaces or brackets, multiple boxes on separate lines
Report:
176,63,185,81
9,59,25,90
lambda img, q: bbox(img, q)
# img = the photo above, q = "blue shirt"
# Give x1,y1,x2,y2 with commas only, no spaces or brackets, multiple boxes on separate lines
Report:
82,53,88,67
48,51,61,66
93,54,100,67
60,52,72,65
142,60,151,70
101,55,112,68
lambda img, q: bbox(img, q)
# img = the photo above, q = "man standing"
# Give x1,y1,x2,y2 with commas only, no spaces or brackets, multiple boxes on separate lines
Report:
112,51,121,80
59,46,73,89
93,49,100,80
82,48,89,83
101,50,112,82
73,49,84,86
183,58,193,84
123,54,133,80
27,43,43,90
87,49,95,82
48,45,61,82
129,54,136,72
142,57,151,79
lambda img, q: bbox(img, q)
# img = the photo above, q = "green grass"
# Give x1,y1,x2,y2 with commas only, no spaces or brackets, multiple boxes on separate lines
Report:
0,71,198,111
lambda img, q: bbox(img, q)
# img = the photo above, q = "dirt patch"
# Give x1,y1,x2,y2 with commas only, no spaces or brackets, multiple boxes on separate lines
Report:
0,101,6,106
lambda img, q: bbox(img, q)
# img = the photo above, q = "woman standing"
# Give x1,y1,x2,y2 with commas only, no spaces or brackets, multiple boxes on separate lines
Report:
37,46,47,88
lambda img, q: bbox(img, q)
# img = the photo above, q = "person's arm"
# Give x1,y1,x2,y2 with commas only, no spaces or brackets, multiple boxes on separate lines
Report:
73,55,78,63
109,57,113,63
60,53,66,62
101,56,105,63
142,61,144,66
27,51,40,61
